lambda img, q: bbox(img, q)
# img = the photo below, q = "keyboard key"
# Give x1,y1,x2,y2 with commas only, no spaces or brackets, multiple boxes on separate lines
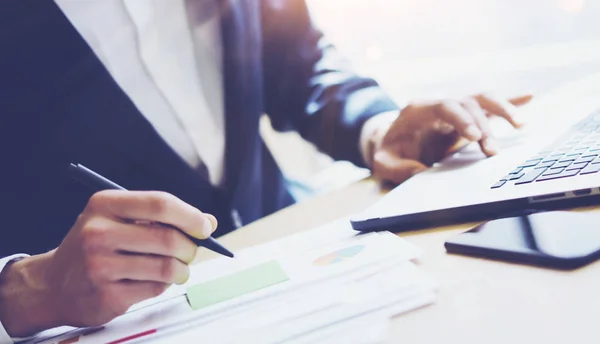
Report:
543,168,564,176
518,158,542,167
566,153,582,158
567,162,588,171
558,159,575,164
580,164,600,175
515,168,547,185
509,167,523,175
576,156,595,163
491,180,506,189
507,173,524,180
536,169,580,182
582,154,598,159
592,157,600,164
537,161,556,168
552,161,572,169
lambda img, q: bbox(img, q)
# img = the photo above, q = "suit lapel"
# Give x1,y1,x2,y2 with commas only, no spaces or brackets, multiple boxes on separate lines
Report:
30,1,214,192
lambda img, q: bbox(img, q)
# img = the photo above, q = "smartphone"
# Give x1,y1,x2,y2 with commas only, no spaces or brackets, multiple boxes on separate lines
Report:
444,211,600,270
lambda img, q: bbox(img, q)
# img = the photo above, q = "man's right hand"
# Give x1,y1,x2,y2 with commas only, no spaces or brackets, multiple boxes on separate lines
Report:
0,190,217,337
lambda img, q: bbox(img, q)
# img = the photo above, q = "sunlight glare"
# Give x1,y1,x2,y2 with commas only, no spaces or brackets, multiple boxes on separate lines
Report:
557,0,586,13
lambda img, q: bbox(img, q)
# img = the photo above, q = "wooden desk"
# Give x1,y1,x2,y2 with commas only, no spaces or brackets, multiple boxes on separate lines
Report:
196,179,599,344
195,74,600,343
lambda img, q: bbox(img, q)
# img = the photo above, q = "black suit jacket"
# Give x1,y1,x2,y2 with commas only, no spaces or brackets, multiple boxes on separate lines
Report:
0,0,398,256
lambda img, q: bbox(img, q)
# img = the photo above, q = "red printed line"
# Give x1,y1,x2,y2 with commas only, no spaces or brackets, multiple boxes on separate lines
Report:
106,329,157,344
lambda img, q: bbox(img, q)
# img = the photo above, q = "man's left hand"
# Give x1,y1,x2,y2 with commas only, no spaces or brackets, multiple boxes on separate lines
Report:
369,93,533,184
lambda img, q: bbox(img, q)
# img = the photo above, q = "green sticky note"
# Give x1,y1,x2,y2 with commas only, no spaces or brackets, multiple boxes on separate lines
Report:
186,260,289,311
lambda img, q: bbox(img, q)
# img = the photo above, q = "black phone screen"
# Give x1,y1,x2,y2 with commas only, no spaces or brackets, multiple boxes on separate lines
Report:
444,211,600,269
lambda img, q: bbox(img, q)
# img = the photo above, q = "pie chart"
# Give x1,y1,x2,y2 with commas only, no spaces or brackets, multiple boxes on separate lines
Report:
312,245,365,267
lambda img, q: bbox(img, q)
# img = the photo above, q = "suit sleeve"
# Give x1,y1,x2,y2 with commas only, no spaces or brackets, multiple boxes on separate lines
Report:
261,0,399,167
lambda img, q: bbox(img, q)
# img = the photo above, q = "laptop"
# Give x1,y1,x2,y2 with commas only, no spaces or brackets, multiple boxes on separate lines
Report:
350,95,600,232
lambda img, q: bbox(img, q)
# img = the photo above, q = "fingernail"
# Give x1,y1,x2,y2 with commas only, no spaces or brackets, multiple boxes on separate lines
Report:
207,214,218,231
483,138,499,155
464,125,482,141
514,119,526,127
201,217,213,237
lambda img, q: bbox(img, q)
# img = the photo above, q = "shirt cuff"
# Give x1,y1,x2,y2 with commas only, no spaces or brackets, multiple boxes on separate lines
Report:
0,254,32,344
358,110,399,167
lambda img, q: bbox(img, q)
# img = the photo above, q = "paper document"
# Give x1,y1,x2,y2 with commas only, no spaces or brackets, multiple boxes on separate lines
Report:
30,219,435,344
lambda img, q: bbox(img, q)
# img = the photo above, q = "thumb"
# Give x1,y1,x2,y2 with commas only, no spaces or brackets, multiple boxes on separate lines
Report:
372,149,427,185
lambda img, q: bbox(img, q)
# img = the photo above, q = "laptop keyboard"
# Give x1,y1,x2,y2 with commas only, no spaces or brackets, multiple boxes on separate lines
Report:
491,110,600,189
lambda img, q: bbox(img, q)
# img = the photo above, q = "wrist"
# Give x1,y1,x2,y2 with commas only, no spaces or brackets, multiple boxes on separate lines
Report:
359,111,398,167
0,252,59,337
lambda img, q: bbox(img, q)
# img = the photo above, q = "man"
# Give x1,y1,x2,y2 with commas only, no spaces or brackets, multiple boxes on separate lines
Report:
0,0,531,341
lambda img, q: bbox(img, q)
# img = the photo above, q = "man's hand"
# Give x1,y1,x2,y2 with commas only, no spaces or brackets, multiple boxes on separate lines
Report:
370,94,533,184
0,190,217,337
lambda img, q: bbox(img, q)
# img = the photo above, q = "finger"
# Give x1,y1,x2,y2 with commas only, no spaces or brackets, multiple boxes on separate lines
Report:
373,149,427,185
118,223,198,264
461,99,498,156
205,214,218,233
82,218,197,263
509,94,533,106
99,254,190,285
87,191,217,240
475,93,524,128
107,281,169,316
432,101,483,141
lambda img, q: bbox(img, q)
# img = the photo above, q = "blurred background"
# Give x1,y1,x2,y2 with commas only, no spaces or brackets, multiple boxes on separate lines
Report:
261,0,600,200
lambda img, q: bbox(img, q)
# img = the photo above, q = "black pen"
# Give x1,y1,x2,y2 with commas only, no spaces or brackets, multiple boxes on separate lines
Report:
68,163,235,258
